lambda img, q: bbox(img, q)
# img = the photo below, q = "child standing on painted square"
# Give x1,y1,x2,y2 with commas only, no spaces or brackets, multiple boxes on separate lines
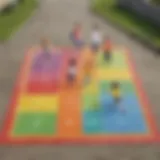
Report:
67,58,77,85
40,38,52,58
111,82,121,103
83,57,94,85
103,36,112,62
110,81,125,113
90,24,103,53
70,22,84,48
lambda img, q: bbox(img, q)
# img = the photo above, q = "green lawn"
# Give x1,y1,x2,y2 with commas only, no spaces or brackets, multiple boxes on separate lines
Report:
0,0,37,41
91,0,160,48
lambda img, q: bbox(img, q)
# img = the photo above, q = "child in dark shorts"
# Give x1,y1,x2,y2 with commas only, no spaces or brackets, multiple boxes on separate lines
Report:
90,24,102,53
67,58,77,85
103,36,112,62
110,81,125,113
70,22,83,48
111,82,121,103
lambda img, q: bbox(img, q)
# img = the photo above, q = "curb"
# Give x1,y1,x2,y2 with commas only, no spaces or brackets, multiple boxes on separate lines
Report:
90,7,160,55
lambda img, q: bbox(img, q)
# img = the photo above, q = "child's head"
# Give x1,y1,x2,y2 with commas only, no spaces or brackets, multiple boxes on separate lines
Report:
111,81,120,89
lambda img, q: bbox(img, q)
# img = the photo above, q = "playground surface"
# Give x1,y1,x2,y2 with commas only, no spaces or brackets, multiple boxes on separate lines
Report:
0,46,158,144
0,0,160,159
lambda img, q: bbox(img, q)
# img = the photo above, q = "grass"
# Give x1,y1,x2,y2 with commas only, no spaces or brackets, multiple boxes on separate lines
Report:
91,0,160,48
0,0,37,41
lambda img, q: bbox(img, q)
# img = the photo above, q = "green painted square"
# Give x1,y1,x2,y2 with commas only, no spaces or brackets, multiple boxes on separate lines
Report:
82,94,100,111
12,113,57,136
99,80,137,95
97,52,127,69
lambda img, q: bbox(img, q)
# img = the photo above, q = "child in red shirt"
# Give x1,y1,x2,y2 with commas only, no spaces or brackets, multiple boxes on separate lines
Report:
103,36,112,62
70,22,83,48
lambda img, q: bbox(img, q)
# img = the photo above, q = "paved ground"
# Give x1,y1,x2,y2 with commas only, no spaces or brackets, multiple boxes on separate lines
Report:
0,0,160,159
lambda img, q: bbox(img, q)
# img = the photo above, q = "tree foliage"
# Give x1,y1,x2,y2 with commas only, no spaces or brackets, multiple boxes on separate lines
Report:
152,0,160,5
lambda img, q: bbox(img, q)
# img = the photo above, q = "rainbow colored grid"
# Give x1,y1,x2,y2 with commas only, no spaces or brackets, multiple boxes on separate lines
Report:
1,47,158,144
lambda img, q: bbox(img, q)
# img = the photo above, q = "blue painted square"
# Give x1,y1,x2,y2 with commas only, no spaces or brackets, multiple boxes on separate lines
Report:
83,111,103,134
100,94,148,134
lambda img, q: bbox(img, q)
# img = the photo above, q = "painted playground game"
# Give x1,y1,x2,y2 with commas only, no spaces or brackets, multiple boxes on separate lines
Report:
0,45,159,144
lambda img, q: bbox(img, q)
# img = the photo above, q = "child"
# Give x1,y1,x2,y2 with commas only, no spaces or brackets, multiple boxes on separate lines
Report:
40,38,52,58
103,36,112,62
111,81,121,103
70,22,83,48
67,58,77,85
110,81,125,113
90,24,102,53
83,59,93,85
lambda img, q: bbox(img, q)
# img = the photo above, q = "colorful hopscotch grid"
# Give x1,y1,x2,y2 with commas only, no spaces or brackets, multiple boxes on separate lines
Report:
11,49,65,139
1,48,69,143
1,47,158,144
83,51,150,135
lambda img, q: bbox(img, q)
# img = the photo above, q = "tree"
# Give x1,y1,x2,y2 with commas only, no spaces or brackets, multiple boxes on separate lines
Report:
152,0,160,5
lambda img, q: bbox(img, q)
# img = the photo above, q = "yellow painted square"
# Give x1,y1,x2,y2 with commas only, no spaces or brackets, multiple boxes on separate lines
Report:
17,94,59,113
96,68,131,80
83,80,99,95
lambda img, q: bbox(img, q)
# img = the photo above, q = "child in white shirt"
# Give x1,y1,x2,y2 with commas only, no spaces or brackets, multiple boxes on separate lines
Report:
91,24,102,52
67,58,77,85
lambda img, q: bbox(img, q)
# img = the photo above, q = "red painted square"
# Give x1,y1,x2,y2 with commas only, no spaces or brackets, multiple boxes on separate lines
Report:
26,80,58,93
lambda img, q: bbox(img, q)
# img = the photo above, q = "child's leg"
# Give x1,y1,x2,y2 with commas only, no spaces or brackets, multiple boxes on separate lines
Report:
92,43,99,53
104,52,108,61
104,50,111,62
115,97,125,113
67,74,74,85
114,97,120,104
108,51,111,62
76,39,84,48
70,33,79,47
69,32,74,42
